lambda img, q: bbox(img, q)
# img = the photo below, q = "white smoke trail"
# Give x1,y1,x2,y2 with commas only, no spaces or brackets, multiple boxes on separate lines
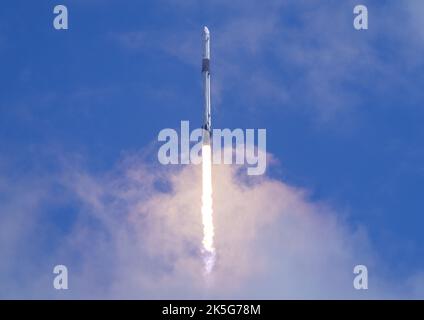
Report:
201,143,216,274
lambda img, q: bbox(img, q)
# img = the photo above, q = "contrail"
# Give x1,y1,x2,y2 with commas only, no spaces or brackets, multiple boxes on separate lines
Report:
201,26,216,274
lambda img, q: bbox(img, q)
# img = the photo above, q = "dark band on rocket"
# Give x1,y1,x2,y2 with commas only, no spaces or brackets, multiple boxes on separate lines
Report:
202,58,210,72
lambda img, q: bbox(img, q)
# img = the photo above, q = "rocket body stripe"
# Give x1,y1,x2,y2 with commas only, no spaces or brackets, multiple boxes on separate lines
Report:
202,58,210,72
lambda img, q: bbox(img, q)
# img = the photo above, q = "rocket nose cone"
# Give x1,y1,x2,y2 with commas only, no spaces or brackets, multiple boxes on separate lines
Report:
203,26,210,36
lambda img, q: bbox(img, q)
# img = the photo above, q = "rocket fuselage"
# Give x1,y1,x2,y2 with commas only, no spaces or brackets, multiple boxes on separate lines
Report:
202,26,212,144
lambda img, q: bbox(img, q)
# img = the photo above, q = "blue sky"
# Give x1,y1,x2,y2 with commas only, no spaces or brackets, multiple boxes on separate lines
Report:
1,0,424,298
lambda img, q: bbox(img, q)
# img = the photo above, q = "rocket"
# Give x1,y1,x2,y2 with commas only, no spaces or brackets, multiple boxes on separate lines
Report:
202,26,212,144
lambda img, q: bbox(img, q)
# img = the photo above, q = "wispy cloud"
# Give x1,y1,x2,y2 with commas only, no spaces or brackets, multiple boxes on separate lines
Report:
112,0,424,124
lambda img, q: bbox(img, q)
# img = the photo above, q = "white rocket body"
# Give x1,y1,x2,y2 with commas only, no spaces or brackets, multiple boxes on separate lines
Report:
202,26,212,144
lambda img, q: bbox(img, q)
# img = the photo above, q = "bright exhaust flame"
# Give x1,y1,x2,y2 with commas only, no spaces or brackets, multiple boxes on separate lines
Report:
201,143,216,274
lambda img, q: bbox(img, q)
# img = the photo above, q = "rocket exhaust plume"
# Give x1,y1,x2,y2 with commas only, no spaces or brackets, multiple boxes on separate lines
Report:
201,26,216,274
201,143,215,274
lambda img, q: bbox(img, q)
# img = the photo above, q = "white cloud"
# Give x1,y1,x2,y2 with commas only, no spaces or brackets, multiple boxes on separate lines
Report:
0,150,418,298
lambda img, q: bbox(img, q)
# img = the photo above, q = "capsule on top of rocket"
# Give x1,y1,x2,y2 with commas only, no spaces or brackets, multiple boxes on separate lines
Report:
202,26,211,76
203,26,210,59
